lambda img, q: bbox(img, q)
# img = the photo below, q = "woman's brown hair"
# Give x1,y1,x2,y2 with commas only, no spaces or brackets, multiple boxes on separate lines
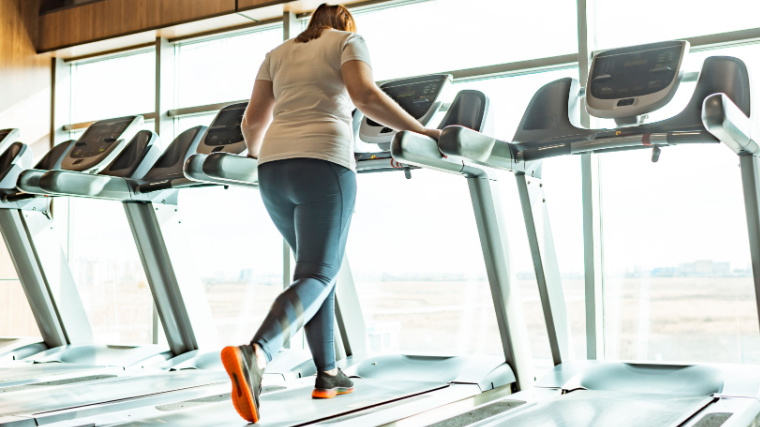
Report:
294,3,356,44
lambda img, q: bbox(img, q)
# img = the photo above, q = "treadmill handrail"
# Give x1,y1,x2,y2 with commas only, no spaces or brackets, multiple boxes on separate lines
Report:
36,170,138,201
16,168,57,197
438,126,517,172
389,130,470,176
182,152,259,187
702,92,758,155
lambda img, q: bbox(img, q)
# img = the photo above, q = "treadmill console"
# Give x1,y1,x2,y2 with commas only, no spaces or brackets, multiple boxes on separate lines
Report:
196,102,247,155
586,40,689,119
61,115,142,172
0,129,20,155
360,74,451,149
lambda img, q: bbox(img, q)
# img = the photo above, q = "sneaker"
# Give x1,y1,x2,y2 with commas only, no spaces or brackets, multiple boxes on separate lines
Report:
221,345,263,423
312,368,354,399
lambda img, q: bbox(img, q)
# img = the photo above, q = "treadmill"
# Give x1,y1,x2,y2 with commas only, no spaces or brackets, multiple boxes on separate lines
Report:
0,117,177,388
0,105,318,427
0,128,36,358
391,41,760,426
76,75,525,427
0,129,20,156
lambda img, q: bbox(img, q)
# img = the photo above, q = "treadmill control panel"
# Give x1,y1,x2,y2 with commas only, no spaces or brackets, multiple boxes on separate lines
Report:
61,115,142,172
196,102,248,155
0,128,20,155
586,40,689,119
360,74,451,146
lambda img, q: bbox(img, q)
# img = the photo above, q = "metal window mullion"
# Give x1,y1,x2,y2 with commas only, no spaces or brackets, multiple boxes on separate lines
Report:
51,58,72,147
577,0,605,361
156,37,175,138
283,11,298,41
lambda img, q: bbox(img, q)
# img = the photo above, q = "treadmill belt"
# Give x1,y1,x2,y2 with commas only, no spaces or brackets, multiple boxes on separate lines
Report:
692,412,733,427
483,390,713,427
0,363,104,382
1,374,117,394
108,378,447,427
0,370,226,417
429,400,526,427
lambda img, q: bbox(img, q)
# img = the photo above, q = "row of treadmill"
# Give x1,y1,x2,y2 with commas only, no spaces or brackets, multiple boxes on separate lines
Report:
0,40,759,426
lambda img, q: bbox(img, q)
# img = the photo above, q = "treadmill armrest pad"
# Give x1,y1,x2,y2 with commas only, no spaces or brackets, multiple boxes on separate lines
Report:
390,130,464,175
39,171,133,199
439,126,515,171
16,169,51,195
201,153,259,185
702,93,758,155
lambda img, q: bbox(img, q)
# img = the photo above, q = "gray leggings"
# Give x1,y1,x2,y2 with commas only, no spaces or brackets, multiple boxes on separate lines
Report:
251,158,356,371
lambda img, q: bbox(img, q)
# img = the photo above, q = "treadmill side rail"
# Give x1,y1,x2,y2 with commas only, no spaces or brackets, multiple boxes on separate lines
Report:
390,130,466,175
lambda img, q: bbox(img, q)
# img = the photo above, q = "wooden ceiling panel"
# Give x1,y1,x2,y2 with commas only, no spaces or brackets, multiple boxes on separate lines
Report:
38,0,237,52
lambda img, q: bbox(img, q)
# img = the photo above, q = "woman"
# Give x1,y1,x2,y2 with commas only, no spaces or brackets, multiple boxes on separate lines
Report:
221,3,441,423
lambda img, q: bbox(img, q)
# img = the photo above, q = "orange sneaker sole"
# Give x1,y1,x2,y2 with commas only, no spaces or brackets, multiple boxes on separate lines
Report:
312,387,354,399
221,346,259,423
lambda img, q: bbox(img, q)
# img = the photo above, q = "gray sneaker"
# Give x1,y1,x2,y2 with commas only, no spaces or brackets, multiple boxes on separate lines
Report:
221,345,263,422
312,368,354,399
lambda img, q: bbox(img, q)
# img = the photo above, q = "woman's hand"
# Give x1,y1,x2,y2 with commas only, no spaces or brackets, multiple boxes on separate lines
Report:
421,128,442,141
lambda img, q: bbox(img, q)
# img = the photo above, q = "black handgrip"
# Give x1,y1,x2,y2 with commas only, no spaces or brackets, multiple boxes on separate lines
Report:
137,180,173,193
3,192,38,202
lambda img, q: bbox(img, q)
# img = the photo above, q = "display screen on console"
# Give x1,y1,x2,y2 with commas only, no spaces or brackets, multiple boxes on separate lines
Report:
70,116,133,159
205,108,244,146
367,76,446,127
590,45,683,100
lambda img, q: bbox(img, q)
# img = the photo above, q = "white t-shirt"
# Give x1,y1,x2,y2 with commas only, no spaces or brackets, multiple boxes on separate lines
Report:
255,30,372,171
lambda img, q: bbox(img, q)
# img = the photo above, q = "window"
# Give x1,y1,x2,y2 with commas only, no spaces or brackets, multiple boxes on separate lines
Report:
594,0,760,50
175,26,283,108
353,0,577,81
0,280,40,341
348,169,502,356
67,198,157,344
175,114,216,138
177,185,284,344
599,43,760,363
71,50,156,123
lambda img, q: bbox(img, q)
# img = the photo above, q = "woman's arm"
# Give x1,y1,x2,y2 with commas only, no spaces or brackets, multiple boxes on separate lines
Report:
241,79,276,158
341,60,442,141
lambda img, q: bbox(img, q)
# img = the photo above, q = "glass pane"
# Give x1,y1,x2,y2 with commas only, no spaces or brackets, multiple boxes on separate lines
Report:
354,0,577,81
600,148,756,363
0,280,40,340
71,50,156,123
176,114,216,139
348,169,501,357
68,198,157,345
176,26,283,108
542,156,586,359
177,186,284,344
600,43,760,364
595,0,760,50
